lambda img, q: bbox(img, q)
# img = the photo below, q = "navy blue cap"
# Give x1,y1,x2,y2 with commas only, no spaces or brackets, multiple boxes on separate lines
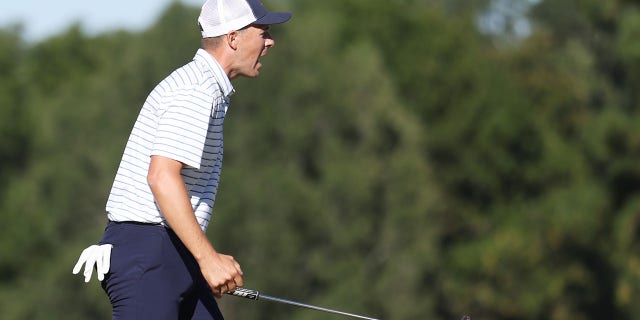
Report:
248,0,292,25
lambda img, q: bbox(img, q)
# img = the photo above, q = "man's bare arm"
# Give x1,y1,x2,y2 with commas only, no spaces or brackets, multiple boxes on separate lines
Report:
147,155,243,297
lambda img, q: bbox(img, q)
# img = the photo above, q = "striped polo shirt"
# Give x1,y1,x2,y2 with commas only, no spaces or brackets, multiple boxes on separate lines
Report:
106,49,234,231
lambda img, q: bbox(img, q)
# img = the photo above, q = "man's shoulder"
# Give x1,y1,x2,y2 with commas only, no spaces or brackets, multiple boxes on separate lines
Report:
158,60,221,95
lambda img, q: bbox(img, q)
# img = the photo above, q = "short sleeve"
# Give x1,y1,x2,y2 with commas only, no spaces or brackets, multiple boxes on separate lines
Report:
151,88,214,169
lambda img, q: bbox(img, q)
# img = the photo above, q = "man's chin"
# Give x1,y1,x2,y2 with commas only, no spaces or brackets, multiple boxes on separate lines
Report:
237,65,261,78
246,68,261,78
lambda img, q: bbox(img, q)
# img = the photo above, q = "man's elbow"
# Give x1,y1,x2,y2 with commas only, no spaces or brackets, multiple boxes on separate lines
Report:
147,170,160,191
147,156,183,191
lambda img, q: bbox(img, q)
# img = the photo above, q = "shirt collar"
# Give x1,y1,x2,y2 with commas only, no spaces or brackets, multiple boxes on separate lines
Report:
194,48,235,99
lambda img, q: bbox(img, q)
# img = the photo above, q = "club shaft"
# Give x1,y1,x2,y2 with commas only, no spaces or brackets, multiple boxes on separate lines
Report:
260,293,379,320
229,287,380,320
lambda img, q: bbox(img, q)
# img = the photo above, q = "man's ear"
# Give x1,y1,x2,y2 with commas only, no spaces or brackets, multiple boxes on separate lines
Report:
226,31,239,50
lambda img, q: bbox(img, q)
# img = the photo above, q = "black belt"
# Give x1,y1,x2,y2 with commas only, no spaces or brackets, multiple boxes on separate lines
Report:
109,220,165,227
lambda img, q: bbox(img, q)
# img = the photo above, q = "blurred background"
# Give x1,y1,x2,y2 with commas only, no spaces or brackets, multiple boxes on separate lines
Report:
1,0,640,319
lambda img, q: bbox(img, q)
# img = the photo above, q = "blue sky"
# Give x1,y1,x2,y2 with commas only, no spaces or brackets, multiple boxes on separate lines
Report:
1,0,204,42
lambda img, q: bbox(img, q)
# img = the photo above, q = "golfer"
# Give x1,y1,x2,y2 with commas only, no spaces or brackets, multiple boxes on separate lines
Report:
72,0,291,318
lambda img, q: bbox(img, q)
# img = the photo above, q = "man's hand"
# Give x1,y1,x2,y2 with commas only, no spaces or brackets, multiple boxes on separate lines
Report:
72,244,113,282
199,253,244,298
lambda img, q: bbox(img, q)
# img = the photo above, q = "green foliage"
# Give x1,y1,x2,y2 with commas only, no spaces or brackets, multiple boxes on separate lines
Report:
2,0,640,319
0,27,31,188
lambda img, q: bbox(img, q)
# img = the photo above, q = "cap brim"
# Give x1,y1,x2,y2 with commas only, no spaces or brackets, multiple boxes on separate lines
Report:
254,12,292,25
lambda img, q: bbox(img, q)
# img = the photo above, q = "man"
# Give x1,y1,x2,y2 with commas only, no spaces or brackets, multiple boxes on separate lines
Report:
72,1,291,318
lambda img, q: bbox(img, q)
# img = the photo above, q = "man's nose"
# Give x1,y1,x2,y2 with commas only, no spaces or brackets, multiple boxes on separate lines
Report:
265,38,275,48
265,31,275,48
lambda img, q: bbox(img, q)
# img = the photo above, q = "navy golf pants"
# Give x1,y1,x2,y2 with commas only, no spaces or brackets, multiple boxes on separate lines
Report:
99,221,224,320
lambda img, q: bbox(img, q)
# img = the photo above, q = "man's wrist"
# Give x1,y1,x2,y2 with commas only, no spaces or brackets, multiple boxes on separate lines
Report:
192,244,218,264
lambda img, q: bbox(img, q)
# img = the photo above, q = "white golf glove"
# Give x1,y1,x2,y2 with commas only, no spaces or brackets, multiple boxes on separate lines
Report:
72,244,113,282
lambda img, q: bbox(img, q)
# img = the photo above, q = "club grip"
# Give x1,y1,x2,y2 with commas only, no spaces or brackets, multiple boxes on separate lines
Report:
229,287,260,300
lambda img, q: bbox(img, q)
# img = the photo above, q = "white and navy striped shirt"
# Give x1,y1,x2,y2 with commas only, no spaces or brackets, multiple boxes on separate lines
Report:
106,49,234,231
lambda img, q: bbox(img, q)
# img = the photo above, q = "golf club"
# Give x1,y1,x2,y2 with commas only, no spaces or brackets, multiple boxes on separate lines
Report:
228,287,380,320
